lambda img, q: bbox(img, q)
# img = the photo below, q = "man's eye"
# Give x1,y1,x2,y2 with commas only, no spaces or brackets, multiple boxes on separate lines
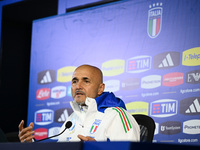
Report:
72,80,77,84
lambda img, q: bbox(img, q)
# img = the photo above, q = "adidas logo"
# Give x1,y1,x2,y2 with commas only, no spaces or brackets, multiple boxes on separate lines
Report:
58,109,69,122
154,52,180,69
37,70,56,84
185,99,200,114
158,54,174,68
40,71,52,83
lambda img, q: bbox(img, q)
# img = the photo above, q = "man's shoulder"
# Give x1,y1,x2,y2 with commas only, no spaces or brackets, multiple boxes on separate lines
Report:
104,107,128,116
105,106,126,111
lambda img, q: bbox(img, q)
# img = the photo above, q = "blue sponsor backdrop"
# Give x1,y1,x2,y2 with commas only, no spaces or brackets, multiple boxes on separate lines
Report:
27,0,200,145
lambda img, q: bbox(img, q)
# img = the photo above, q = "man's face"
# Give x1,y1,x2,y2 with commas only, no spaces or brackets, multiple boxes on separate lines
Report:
71,66,104,105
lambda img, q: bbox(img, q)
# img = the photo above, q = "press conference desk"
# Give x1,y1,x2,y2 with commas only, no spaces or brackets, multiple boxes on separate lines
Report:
0,142,199,150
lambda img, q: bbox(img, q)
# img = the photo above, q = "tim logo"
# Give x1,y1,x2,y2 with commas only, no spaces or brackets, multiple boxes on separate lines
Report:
34,128,48,140
37,70,56,84
163,72,184,87
180,97,200,115
186,70,200,84
150,99,178,117
154,52,180,69
36,88,50,100
35,109,54,125
51,86,66,99
126,56,151,73
147,2,163,38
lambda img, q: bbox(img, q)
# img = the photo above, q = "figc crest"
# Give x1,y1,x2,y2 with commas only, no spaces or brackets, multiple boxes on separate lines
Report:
147,3,163,38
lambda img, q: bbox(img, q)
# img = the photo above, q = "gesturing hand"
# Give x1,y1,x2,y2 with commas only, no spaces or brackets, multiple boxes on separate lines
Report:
18,120,35,143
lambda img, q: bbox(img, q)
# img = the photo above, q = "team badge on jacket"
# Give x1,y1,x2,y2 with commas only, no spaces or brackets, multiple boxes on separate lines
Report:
90,119,102,134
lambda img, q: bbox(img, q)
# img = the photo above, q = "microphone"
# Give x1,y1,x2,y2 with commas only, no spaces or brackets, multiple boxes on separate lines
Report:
34,121,72,142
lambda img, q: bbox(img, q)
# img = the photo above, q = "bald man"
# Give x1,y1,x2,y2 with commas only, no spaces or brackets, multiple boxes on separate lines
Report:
18,65,140,142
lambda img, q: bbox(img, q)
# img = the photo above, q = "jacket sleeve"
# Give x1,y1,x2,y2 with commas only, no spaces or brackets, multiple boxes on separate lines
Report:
105,107,140,142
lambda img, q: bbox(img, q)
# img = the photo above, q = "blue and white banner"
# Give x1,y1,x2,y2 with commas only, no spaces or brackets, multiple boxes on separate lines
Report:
27,0,200,145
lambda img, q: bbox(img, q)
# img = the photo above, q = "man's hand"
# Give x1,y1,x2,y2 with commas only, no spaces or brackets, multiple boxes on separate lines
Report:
77,135,96,141
18,120,35,143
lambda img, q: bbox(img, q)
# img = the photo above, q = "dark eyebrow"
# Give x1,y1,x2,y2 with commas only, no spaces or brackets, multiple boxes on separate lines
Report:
72,77,90,81
82,77,90,80
72,77,78,81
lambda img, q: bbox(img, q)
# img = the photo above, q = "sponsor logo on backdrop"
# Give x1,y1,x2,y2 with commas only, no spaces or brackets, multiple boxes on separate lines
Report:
57,66,76,82
37,70,56,84
180,97,200,115
178,138,199,144
180,88,200,94
126,101,148,115
154,122,159,135
182,47,200,66
163,72,184,86
34,128,48,140
186,70,200,84
147,2,163,38
126,56,151,73
150,99,178,117
183,119,200,134
141,75,161,89
47,101,60,107
54,108,73,123
102,59,125,76
36,88,51,100
121,78,140,90
160,121,181,135
67,85,72,97
48,127,61,140
35,109,54,125
154,52,180,69
51,86,66,99
104,80,120,92
141,92,159,97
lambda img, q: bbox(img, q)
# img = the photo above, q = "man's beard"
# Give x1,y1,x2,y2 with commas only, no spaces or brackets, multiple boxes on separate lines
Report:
74,90,87,106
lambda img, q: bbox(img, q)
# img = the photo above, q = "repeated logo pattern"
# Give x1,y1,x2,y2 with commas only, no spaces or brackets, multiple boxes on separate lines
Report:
27,0,200,144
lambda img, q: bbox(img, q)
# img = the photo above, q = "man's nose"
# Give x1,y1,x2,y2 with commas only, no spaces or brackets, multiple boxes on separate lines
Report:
76,81,83,89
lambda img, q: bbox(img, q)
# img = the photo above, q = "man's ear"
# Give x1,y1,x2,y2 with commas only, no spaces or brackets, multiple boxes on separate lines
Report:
98,83,105,95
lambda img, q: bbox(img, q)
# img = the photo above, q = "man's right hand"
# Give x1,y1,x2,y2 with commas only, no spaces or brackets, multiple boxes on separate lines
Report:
18,120,35,143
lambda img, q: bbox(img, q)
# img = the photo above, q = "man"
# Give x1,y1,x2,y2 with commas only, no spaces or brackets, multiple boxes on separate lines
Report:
18,65,140,142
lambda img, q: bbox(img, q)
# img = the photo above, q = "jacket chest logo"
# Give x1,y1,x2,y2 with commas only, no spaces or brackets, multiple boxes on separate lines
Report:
69,118,76,134
90,119,102,134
